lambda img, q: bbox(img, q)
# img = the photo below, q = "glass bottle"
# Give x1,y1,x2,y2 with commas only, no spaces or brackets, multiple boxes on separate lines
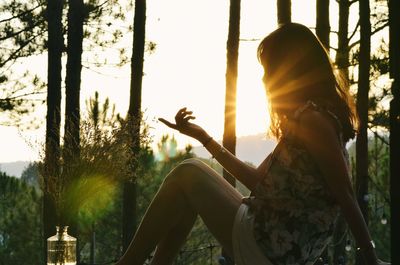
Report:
47,226,77,265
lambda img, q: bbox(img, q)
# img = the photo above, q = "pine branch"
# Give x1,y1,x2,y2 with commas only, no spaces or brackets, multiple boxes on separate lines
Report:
0,31,44,68
0,4,43,24
348,20,360,42
0,19,44,41
368,128,389,146
348,21,389,49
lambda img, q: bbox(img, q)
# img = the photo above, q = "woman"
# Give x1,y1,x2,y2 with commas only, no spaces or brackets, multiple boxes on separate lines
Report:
116,23,388,265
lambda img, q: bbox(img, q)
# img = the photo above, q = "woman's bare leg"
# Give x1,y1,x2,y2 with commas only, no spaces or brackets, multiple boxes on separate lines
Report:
116,158,242,265
149,206,197,265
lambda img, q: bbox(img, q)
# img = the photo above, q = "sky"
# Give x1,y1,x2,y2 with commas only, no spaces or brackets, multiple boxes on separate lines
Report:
0,0,362,163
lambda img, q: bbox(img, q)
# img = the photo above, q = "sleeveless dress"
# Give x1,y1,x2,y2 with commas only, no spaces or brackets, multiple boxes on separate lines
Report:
233,101,349,265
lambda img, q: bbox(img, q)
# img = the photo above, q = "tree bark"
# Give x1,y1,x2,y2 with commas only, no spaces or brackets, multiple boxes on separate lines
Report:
277,0,291,25
389,0,400,264
123,0,146,252
332,1,350,263
44,0,63,263
222,0,240,263
316,0,330,49
64,0,84,167
63,0,84,261
335,0,350,78
356,0,371,264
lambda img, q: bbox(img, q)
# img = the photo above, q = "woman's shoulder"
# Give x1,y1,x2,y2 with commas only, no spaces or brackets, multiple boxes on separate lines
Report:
294,101,340,124
291,100,343,142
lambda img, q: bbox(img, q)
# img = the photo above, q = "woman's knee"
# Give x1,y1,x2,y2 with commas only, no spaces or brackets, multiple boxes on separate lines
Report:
164,158,211,185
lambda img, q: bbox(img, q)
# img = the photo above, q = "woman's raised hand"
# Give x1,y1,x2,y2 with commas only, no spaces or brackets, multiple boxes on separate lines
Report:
158,107,208,142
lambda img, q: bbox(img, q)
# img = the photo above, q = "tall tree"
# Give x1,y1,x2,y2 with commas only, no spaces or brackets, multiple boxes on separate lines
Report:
316,0,330,49
315,1,331,263
356,0,371,264
123,0,146,251
64,0,84,166
62,0,85,261
335,0,350,78
277,0,291,25
222,0,240,263
332,1,351,263
43,0,64,263
389,0,400,264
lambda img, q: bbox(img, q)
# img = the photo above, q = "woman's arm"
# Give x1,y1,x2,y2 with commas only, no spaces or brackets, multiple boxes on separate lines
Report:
297,110,378,265
199,134,265,190
158,108,264,190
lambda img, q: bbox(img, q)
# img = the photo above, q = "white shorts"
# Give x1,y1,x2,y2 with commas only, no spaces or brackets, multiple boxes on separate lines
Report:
232,204,274,265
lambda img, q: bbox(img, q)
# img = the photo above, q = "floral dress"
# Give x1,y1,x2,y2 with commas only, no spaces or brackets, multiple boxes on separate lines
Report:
245,101,348,265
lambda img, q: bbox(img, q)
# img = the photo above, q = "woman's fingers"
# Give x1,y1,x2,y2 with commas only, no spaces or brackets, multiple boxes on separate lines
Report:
158,118,178,130
176,109,194,123
175,107,187,120
183,116,195,122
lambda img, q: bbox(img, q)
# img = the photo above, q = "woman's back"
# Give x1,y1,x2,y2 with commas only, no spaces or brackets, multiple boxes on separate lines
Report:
247,101,347,265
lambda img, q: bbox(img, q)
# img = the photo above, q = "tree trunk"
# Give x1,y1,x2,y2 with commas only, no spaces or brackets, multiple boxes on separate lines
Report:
331,1,350,264
316,0,330,49
64,0,84,168
335,0,350,78
356,0,371,264
123,0,146,252
44,0,63,263
389,0,400,264
277,0,291,25
64,0,84,261
315,4,333,261
222,0,240,263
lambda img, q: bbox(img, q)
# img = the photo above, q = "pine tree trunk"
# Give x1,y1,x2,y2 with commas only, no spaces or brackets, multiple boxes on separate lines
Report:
44,0,63,263
332,1,350,264
222,0,240,263
389,0,400,263
277,0,291,25
316,0,330,49
356,0,371,264
123,0,146,252
64,0,84,261
64,0,84,166
335,0,350,78
316,2,330,262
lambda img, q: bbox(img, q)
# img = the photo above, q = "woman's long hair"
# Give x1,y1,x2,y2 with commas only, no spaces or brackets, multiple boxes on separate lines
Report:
257,23,358,142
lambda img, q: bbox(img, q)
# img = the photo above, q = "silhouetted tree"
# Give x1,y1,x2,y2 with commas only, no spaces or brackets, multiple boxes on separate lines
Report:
331,1,352,263
21,162,40,189
335,0,351,78
222,0,240,263
277,0,291,25
0,0,128,127
63,1,85,260
389,0,400,264
223,0,240,187
43,0,64,263
316,0,330,49
123,0,146,252
355,0,371,264
64,0,85,166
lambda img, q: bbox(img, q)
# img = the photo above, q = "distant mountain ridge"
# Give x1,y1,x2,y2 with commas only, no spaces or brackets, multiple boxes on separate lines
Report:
0,133,275,178
0,161,30,178
192,133,277,166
